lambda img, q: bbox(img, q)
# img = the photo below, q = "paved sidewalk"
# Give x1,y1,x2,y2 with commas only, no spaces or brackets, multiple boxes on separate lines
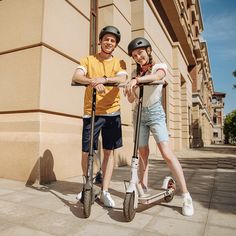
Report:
0,145,236,236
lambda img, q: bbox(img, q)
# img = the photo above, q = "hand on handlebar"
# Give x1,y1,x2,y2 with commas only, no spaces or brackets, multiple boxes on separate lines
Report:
89,77,107,93
90,77,107,87
94,84,106,93
124,78,138,97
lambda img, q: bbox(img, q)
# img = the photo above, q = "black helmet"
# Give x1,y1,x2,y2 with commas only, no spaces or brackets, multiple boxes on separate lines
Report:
128,37,151,56
99,26,121,44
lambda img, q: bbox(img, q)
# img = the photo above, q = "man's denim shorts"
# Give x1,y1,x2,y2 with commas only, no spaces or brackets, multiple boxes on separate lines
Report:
82,115,122,152
133,100,169,147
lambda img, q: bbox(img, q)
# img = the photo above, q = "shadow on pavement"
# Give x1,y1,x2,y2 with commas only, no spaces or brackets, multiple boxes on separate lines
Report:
189,144,236,155
27,181,85,218
111,145,236,216
26,145,236,220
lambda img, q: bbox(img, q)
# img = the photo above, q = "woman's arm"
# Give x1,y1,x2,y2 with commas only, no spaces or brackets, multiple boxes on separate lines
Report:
135,69,166,84
126,89,136,103
124,80,138,103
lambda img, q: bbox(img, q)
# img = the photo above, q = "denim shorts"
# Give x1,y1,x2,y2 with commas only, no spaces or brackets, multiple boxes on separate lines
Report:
82,115,122,152
133,100,169,147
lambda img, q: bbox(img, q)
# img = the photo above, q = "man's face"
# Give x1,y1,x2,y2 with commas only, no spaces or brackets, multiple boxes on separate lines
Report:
100,33,117,54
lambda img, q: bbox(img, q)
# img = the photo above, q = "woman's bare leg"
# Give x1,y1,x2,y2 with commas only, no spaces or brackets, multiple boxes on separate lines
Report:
157,141,188,193
139,146,149,189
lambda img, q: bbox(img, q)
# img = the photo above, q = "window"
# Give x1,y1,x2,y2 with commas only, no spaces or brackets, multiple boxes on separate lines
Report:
212,97,217,104
90,0,98,54
213,132,218,138
213,116,217,124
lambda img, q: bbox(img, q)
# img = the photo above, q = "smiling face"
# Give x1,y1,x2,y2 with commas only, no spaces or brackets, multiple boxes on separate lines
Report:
100,33,117,54
131,47,150,66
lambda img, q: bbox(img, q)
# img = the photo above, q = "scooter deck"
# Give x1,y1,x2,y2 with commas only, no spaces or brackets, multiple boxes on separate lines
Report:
138,188,174,205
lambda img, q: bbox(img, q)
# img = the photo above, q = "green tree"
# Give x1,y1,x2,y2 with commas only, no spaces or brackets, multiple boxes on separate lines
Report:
233,70,236,89
224,110,236,144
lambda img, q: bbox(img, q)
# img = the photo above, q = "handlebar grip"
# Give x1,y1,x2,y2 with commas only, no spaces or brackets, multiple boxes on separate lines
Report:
71,82,120,87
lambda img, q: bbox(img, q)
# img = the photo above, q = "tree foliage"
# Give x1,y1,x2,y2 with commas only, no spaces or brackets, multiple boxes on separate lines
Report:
233,70,236,77
233,70,236,89
224,110,236,144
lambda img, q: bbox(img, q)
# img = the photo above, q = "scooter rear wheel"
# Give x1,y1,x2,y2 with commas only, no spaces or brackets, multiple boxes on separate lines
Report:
164,178,176,203
83,189,92,218
123,192,136,222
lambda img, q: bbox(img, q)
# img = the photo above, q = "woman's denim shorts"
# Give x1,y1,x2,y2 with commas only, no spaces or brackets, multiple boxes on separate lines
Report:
133,100,169,147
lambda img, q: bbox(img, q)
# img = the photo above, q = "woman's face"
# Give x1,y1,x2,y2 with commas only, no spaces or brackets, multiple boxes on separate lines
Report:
131,48,149,66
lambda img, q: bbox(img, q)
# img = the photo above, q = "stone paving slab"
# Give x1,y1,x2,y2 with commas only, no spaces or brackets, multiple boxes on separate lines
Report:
0,145,235,236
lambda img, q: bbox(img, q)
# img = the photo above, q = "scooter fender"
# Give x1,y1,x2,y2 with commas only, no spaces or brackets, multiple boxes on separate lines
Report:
126,182,136,193
126,182,138,209
161,176,175,190
134,188,138,209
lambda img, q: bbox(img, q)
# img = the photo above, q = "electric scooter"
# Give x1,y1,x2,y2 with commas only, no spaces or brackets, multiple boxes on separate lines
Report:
72,82,102,218
123,81,176,222
72,82,119,218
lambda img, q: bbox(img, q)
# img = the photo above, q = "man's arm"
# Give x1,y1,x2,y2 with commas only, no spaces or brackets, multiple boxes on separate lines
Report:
72,68,91,85
72,68,109,93
105,74,127,84
90,74,127,87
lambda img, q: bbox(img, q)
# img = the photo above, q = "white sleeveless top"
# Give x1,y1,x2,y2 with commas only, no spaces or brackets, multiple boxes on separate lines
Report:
132,63,167,107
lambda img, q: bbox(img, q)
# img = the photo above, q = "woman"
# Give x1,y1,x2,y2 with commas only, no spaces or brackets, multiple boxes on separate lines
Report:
124,37,194,216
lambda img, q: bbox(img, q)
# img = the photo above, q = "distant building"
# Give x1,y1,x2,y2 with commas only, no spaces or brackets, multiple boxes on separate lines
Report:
212,92,226,144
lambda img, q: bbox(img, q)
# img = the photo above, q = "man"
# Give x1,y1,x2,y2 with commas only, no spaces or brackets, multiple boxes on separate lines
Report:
72,26,127,207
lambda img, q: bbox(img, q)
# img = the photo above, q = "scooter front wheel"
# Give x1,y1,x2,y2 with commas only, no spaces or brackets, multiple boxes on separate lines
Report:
164,178,176,203
123,191,136,222
83,189,92,218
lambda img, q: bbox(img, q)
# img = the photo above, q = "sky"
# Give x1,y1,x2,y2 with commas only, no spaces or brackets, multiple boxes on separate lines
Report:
200,0,236,115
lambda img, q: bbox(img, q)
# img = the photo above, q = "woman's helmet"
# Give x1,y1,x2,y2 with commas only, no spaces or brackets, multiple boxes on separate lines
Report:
128,37,151,56
99,26,121,44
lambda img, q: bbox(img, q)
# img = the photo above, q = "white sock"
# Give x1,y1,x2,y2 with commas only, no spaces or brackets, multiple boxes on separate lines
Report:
182,192,191,199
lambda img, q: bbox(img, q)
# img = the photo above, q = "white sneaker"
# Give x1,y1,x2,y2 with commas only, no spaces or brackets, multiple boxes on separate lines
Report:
143,186,149,193
100,191,115,208
76,189,100,203
76,192,82,201
182,197,194,216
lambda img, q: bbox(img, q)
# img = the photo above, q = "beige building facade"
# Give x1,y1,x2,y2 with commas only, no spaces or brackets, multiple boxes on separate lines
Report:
192,41,214,147
0,0,221,183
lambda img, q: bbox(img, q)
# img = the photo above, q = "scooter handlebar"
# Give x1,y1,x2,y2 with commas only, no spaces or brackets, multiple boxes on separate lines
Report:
71,80,164,87
71,82,119,86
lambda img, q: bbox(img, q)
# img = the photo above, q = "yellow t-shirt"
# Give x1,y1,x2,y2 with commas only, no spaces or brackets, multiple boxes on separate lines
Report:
78,54,127,116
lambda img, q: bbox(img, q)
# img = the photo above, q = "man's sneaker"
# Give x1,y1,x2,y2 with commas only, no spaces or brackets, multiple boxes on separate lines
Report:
76,191,84,203
100,191,115,208
76,188,100,203
95,171,103,184
182,197,194,216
